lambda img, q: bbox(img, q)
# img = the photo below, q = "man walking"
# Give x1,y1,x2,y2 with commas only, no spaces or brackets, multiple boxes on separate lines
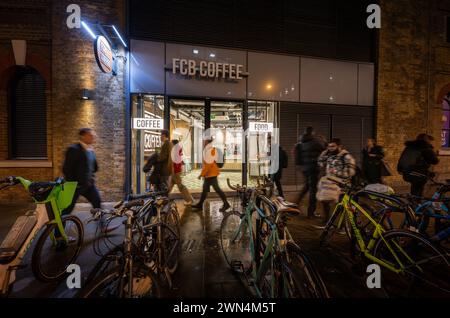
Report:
316,138,356,226
169,139,194,205
156,129,173,191
62,128,101,215
397,134,439,196
295,127,326,218
192,137,230,212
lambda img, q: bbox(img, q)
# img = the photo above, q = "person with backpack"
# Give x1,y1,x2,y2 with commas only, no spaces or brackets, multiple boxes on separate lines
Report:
295,127,327,218
315,138,356,227
270,145,288,198
397,134,439,196
191,137,230,212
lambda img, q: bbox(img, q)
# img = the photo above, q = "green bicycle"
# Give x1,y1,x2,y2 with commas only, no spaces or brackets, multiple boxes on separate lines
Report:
220,179,329,298
319,177,450,298
0,176,84,296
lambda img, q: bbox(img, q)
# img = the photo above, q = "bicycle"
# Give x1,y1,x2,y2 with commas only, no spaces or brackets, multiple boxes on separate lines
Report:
77,199,161,298
0,176,83,296
319,177,450,297
220,179,329,298
82,190,180,293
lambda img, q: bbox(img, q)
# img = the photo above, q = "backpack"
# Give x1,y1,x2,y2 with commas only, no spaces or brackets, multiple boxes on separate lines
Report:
215,148,225,168
280,148,288,169
397,147,423,174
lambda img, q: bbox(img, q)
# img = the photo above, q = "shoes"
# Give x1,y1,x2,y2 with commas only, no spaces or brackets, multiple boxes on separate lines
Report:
219,202,231,212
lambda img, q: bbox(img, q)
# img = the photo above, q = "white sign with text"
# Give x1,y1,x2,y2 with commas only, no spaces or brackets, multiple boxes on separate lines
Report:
249,122,274,133
133,118,164,130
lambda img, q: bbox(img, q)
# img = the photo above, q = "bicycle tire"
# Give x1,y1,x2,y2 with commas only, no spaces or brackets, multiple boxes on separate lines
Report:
319,205,345,247
373,229,450,298
220,210,253,273
279,243,330,298
85,245,125,284
32,215,84,282
77,264,161,298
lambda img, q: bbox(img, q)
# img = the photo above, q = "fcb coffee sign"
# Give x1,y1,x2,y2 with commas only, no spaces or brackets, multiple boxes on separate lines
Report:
94,36,113,73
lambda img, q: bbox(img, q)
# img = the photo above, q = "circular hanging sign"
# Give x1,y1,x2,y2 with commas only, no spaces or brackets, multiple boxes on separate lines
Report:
94,36,113,73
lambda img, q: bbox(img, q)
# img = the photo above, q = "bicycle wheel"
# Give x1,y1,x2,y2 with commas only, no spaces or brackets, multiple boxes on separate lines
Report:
77,264,161,298
319,205,345,247
142,222,180,274
220,211,253,273
373,230,450,298
85,245,125,283
32,215,84,282
162,201,181,238
279,243,330,298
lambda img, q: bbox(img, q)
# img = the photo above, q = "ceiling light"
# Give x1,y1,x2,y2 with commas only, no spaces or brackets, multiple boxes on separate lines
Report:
193,49,199,54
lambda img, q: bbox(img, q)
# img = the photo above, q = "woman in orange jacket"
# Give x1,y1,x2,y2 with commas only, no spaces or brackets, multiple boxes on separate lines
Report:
191,138,230,212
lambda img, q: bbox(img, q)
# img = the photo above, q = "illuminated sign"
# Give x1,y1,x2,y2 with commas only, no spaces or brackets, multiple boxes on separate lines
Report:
172,58,244,80
94,36,113,73
249,122,274,133
133,118,164,130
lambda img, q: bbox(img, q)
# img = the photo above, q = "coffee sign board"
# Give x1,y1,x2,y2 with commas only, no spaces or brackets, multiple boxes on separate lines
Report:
172,58,244,80
94,36,114,73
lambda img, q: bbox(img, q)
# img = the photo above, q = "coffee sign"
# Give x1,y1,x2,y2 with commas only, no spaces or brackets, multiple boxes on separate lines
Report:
94,36,113,73
172,58,244,80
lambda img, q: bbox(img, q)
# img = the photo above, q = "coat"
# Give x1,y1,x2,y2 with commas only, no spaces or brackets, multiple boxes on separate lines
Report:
62,143,98,190
200,147,220,178
157,140,173,177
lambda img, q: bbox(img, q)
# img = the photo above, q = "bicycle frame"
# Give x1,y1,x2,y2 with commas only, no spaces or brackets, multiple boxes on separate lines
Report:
332,193,419,275
0,177,77,296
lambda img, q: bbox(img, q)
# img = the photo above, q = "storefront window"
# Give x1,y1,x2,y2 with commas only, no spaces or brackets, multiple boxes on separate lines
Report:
131,94,165,194
247,101,279,187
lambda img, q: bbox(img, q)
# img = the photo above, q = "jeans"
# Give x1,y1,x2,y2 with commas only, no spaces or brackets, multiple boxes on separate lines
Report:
197,177,229,206
62,184,102,216
298,168,319,217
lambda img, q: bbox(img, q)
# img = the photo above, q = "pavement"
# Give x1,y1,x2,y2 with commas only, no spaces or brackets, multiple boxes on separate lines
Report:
0,192,438,298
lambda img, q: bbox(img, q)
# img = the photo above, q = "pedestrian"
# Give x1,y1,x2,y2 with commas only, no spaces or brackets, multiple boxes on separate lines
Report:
156,129,173,191
270,145,288,198
191,137,231,212
362,138,385,184
62,128,101,215
316,138,356,227
169,140,194,206
295,127,326,218
143,152,162,191
397,133,439,196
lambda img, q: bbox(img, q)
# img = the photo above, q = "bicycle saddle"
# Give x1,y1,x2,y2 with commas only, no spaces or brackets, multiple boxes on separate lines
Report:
272,198,301,217
274,197,298,208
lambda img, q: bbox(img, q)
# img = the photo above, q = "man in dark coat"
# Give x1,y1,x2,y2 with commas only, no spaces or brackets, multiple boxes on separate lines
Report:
295,127,327,218
62,128,101,215
156,129,173,191
397,134,439,196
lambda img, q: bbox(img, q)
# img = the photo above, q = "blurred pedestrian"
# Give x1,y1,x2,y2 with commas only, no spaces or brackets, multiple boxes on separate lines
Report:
362,138,385,184
169,140,194,205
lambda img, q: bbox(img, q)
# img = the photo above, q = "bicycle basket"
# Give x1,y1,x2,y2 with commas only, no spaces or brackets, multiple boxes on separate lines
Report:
28,182,54,202
57,181,77,210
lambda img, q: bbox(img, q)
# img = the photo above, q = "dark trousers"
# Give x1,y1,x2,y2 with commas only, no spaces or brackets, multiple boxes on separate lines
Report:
198,177,229,206
270,173,284,198
404,173,427,197
298,168,319,217
62,184,102,216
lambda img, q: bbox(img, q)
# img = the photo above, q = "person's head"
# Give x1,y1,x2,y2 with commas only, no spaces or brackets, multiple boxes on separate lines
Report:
305,126,314,135
79,128,95,145
160,129,169,142
416,133,434,144
203,137,213,147
367,138,376,147
328,138,343,155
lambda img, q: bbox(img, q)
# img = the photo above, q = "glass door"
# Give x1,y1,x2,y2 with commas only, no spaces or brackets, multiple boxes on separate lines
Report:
169,99,205,193
210,100,244,190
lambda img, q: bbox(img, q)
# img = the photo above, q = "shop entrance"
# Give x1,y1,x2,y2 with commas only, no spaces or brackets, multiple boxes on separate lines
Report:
169,98,245,193
131,94,278,195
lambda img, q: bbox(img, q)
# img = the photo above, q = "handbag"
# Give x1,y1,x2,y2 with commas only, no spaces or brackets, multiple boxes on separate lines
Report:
380,159,393,177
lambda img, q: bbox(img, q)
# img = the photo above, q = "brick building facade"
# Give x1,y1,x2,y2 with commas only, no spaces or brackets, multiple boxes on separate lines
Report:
0,0,126,202
0,0,450,203
377,0,450,188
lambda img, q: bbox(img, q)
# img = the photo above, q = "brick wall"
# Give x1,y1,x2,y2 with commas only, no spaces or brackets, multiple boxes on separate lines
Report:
377,0,450,191
0,0,126,203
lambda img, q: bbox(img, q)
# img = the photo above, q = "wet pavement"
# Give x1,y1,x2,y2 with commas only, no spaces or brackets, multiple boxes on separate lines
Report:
0,197,393,298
